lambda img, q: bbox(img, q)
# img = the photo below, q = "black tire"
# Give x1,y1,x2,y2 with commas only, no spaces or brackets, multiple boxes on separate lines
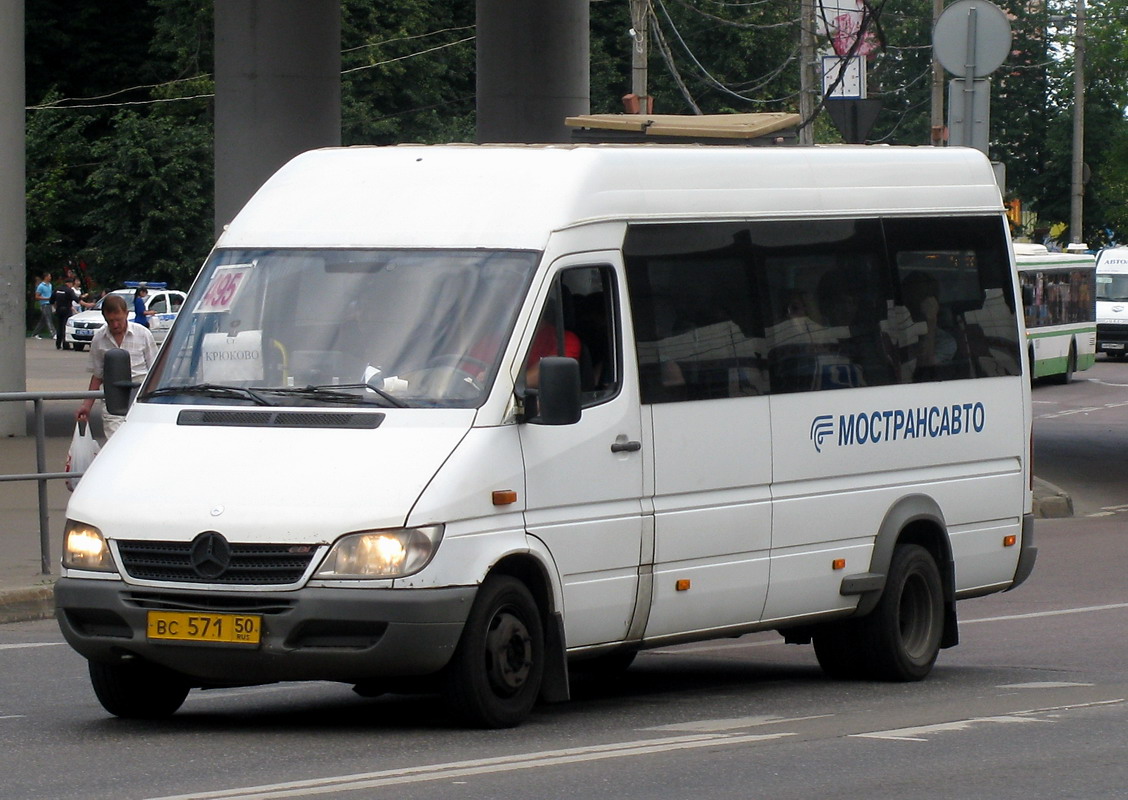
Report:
443,575,544,729
88,660,190,719
73,344,86,352
814,544,943,682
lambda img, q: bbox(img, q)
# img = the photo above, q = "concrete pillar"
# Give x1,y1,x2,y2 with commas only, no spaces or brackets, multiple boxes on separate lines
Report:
476,0,589,143
0,0,26,437
214,0,341,236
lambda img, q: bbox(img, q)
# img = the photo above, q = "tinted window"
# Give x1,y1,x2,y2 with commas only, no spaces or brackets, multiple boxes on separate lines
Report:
624,215,1021,403
521,265,621,407
624,224,768,403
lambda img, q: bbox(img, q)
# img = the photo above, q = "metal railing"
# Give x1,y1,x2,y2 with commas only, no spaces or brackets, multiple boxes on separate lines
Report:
0,390,101,574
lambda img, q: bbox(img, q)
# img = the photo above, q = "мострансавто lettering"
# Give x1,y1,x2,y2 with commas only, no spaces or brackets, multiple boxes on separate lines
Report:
810,402,986,452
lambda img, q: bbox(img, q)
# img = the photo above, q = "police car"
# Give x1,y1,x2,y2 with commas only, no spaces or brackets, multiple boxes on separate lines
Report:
65,282,186,351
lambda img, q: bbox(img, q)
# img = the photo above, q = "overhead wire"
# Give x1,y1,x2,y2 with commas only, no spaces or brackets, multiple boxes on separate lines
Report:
27,26,477,111
651,0,799,105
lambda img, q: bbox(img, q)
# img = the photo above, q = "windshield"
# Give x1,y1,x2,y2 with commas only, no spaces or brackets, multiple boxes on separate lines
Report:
143,249,538,408
1097,274,1128,302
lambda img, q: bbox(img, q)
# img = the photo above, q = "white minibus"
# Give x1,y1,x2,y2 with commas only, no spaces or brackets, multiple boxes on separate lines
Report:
56,144,1036,728
1095,246,1128,358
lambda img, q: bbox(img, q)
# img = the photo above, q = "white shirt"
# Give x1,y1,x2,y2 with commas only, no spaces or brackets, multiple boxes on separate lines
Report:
89,322,157,382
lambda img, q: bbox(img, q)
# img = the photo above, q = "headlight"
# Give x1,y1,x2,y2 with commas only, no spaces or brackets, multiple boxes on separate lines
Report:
62,520,116,572
314,525,443,579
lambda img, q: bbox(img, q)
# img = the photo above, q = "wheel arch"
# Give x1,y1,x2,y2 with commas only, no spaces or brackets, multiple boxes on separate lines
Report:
859,494,958,648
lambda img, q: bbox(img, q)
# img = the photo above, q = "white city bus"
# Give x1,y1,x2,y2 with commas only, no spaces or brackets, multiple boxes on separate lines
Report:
1013,242,1096,381
56,145,1036,728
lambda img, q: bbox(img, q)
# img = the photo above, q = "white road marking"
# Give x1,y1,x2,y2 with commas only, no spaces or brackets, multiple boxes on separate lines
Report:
145,731,795,800
852,715,1043,742
1036,399,1128,418
851,699,1125,743
963,602,1128,625
0,642,64,651
997,681,1094,690
644,714,831,732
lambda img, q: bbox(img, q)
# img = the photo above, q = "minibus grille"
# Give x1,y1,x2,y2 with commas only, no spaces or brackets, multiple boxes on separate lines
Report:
176,409,384,429
116,539,318,585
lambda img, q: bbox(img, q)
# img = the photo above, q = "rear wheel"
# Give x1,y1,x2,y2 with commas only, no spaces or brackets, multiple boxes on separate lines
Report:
814,544,944,681
1051,343,1077,384
88,660,190,718
443,575,544,728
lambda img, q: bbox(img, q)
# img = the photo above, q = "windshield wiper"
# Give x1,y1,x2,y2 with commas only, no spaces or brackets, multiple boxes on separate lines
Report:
144,383,272,406
260,383,409,409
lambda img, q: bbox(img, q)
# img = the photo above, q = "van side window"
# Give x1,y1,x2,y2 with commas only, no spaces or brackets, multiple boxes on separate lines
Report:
625,216,1020,400
885,217,1022,381
521,266,621,406
624,224,769,404
756,219,898,392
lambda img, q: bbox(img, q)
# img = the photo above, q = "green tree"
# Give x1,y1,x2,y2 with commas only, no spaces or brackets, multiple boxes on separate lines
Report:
81,111,212,288
340,0,476,145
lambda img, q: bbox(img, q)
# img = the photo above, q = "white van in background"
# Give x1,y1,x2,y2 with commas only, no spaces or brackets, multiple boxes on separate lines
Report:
1095,247,1128,358
56,144,1036,728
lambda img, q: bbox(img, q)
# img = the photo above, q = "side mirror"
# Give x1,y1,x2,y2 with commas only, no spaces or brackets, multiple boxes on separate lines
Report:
103,348,136,416
531,357,581,426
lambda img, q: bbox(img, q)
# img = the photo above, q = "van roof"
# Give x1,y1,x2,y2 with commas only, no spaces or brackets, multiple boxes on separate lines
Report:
1013,242,1096,266
218,144,1005,251
1096,247,1128,272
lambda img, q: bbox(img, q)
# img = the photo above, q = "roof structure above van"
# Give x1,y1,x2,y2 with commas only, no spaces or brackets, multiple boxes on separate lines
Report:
217,144,1005,252
565,113,801,146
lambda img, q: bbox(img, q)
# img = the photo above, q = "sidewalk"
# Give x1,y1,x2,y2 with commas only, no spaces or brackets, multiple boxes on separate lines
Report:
0,338,1074,624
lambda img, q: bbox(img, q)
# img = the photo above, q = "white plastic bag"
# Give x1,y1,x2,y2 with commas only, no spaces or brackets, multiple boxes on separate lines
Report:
65,421,101,492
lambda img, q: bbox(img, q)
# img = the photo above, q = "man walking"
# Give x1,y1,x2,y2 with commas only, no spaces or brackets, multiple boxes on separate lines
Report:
76,294,156,439
29,272,55,338
52,278,83,350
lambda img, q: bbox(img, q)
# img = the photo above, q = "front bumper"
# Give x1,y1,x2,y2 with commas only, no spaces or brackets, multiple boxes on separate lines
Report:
55,578,475,685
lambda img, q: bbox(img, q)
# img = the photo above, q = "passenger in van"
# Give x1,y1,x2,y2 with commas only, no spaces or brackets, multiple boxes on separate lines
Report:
902,270,958,379
814,266,891,386
523,304,582,389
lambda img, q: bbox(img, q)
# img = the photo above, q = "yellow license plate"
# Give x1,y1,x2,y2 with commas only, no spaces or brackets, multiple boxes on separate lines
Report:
147,611,261,645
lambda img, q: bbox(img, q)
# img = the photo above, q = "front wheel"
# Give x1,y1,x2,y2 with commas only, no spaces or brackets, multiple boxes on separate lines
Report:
443,575,544,728
89,660,190,718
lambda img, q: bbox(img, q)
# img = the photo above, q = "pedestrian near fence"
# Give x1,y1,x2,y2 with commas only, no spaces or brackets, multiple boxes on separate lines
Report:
76,294,156,439
51,278,83,350
29,272,55,338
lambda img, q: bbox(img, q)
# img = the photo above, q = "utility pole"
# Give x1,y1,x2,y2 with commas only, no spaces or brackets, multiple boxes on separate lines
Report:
630,0,649,112
1070,0,1086,245
799,0,817,145
930,0,945,145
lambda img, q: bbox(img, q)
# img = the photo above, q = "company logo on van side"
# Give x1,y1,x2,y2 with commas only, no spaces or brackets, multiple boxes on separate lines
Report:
810,402,986,452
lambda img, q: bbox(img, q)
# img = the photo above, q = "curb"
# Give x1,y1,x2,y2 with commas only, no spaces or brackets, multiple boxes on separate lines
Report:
0,584,55,625
1033,487,1074,519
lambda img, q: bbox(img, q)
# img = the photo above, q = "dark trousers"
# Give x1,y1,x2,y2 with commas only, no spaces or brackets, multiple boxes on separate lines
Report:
55,311,70,349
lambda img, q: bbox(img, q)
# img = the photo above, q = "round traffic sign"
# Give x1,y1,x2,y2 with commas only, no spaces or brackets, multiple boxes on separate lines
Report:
933,0,1012,77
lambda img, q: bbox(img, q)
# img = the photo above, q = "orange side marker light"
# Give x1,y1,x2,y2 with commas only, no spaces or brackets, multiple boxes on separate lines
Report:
492,490,518,506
